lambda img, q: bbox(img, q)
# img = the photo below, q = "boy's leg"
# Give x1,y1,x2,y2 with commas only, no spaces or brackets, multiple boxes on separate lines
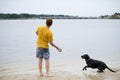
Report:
38,58,44,76
45,59,53,77
45,59,50,75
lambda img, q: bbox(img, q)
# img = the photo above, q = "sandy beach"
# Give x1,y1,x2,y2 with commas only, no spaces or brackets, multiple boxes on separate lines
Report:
0,62,120,80
0,70,120,80
0,53,120,80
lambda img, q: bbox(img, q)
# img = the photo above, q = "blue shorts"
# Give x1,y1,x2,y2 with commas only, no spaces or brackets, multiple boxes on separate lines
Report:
36,48,50,60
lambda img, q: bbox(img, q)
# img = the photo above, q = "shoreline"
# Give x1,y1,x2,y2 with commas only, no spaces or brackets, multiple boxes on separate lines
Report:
0,69,120,80
0,62,120,80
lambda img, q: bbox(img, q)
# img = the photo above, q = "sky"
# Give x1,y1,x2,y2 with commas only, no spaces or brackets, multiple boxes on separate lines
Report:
0,0,120,16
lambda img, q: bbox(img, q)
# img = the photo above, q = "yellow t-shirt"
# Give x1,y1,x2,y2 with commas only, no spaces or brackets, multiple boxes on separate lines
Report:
36,26,53,48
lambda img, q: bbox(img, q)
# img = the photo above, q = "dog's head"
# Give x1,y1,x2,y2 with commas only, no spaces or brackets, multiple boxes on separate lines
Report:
81,54,90,60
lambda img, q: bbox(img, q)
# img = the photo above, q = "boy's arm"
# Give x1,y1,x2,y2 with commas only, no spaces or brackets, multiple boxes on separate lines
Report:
36,27,39,35
49,42,62,52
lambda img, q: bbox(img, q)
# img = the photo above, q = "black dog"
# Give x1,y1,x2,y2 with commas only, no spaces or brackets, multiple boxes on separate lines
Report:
81,54,115,72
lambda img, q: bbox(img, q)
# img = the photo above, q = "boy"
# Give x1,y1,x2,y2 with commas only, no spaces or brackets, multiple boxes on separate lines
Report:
36,18,62,77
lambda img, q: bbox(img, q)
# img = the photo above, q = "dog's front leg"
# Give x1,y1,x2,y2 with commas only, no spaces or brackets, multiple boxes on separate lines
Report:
83,66,88,71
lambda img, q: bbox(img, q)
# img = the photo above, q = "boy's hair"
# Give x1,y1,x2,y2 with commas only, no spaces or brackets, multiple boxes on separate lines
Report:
46,18,53,26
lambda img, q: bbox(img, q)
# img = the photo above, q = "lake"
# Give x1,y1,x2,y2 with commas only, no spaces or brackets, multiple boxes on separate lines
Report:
0,19,120,75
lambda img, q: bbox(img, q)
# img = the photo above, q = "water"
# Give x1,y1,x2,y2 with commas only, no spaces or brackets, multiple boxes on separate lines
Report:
0,19,120,74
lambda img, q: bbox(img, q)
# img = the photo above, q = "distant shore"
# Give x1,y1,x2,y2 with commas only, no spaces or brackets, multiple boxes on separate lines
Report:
0,13,120,19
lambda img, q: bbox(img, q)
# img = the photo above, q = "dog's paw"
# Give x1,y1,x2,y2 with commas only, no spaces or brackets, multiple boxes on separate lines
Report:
97,70,104,73
85,68,87,70
83,68,87,71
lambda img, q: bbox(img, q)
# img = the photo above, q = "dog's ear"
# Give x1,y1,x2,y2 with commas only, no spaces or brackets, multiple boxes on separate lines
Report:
84,54,90,59
83,54,88,57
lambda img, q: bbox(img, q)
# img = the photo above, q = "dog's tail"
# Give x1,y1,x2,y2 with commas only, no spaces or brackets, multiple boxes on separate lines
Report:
106,66,116,72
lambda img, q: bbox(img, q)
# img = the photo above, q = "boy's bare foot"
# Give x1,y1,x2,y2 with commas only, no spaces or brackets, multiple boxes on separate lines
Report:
45,74,53,77
40,74,44,77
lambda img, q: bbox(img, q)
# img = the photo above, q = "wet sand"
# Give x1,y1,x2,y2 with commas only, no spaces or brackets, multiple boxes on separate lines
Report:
0,67,120,80
0,71,120,80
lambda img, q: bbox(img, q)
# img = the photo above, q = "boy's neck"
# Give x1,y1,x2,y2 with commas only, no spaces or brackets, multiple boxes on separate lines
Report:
46,25,50,28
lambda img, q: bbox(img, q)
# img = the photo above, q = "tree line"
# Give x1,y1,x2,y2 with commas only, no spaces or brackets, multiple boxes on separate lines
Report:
0,13,120,19
0,13,80,19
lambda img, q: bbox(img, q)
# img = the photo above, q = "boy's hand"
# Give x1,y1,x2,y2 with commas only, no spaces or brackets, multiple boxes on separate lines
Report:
57,47,62,52
49,42,62,52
